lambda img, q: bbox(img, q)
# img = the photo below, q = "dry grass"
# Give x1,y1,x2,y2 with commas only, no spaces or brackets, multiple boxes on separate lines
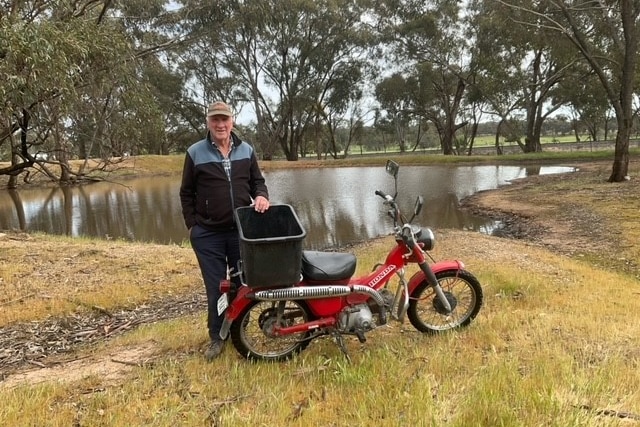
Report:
0,153,639,426
1,232,639,426
0,234,199,326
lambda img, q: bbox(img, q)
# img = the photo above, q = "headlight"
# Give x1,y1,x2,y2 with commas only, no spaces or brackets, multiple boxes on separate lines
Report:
415,227,435,251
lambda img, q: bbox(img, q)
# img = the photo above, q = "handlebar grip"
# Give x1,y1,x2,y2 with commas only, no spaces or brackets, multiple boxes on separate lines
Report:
375,190,387,199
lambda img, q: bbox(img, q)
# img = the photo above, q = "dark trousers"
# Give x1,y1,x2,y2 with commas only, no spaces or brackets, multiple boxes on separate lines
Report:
190,225,242,341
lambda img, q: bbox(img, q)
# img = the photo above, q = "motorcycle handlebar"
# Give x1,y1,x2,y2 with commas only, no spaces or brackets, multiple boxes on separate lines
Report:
375,190,393,202
401,224,415,245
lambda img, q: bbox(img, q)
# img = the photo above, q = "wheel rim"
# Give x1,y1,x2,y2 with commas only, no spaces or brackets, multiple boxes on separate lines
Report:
239,301,310,358
413,276,478,330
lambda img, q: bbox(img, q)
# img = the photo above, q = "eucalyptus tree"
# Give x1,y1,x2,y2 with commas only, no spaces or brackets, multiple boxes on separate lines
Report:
313,62,370,159
464,73,522,155
372,109,396,152
413,62,471,154
0,1,125,186
141,55,202,154
500,0,638,182
467,0,580,154
172,0,238,110
555,64,611,143
0,0,174,188
465,1,529,154
373,0,472,155
313,93,367,159
375,73,415,153
177,0,372,161
252,0,371,160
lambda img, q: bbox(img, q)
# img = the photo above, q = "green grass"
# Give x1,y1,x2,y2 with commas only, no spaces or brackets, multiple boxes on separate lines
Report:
469,133,593,146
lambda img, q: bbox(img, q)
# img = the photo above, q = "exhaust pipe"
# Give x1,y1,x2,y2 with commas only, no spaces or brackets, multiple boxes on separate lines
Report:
252,285,350,300
250,285,387,324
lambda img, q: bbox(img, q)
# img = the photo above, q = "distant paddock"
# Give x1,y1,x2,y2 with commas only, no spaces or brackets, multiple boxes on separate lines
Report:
469,140,629,155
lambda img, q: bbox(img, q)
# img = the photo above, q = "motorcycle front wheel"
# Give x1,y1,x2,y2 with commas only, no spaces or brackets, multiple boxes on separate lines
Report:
408,269,483,333
229,299,313,362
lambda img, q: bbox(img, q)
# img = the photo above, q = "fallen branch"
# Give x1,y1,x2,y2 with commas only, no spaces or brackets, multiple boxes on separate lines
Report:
26,360,46,368
0,294,35,307
111,359,142,367
578,404,640,421
0,292,207,373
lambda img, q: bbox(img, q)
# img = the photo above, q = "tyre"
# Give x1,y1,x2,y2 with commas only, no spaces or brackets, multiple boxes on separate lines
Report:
408,269,483,333
229,300,313,361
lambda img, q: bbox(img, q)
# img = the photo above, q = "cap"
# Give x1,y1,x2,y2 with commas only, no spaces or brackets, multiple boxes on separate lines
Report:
206,101,233,117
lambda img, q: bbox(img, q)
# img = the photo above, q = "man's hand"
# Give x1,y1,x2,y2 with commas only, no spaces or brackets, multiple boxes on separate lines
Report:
253,196,270,213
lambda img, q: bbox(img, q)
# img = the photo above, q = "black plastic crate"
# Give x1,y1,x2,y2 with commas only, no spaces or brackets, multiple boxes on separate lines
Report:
235,204,306,288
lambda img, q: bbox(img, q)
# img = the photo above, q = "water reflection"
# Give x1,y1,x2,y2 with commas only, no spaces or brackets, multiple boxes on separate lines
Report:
0,164,575,249
1,178,186,244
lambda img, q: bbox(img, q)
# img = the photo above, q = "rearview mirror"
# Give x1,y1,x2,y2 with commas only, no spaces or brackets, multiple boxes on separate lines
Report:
414,196,423,216
385,160,399,178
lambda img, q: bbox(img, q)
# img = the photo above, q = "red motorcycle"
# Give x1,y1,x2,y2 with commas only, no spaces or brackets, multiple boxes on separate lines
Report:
218,160,483,361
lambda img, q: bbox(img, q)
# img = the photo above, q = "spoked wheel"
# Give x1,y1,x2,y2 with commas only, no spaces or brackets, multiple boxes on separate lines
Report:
229,300,314,362
408,270,483,333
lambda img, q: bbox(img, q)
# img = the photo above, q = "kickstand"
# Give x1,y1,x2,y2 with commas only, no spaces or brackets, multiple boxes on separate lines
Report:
332,331,352,363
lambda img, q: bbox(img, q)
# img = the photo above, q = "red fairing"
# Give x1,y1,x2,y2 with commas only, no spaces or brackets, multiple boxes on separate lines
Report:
384,241,408,267
407,260,466,293
306,297,343,317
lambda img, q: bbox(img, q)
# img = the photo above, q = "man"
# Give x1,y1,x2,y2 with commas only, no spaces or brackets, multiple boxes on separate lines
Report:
180,101,270,361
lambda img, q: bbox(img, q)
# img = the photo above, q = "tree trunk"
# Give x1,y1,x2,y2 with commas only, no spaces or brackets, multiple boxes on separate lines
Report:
608,0,636,182
8,152,19,189
466,122,478,156
608,117,630,182
55,122,71,184
532,112,544,152
495,119,504,156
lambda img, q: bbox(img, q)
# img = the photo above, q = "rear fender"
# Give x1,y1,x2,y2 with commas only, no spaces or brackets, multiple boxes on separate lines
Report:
219,285,255,340
407,260,465,294
224,285,255,321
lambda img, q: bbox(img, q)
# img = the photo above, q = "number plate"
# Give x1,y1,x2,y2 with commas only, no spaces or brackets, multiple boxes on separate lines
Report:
217,293,229,315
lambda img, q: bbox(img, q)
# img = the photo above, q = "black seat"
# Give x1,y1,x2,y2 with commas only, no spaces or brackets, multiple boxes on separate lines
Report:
301,250,357,282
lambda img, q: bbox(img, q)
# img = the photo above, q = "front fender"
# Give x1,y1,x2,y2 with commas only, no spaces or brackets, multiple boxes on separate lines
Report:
407,260,465,294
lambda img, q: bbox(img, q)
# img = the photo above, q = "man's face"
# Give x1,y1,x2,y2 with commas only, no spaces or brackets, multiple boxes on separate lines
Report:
207,115,233,143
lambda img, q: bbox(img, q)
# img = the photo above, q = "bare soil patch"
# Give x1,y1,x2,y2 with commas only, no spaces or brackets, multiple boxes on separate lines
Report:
461,160,638,276
1,343,160,389
0,286,206,388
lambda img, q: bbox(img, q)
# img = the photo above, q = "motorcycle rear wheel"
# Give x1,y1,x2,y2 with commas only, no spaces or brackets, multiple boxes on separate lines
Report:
229,300,313,361
408,269,483,333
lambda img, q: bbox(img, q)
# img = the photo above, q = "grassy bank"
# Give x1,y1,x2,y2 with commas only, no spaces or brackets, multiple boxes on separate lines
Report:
2,148,632,189
125,148,636,172
1,151,639,426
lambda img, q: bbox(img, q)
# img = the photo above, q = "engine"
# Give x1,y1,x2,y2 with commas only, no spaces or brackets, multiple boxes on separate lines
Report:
366,287,394,316
338,304,374,334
